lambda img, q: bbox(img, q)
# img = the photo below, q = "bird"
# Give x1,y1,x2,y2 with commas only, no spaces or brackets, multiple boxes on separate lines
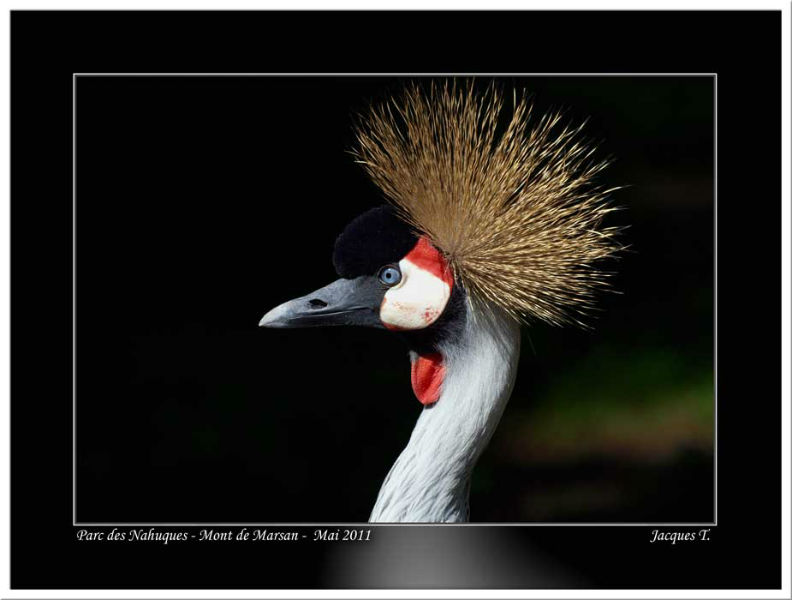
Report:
259,81,621,523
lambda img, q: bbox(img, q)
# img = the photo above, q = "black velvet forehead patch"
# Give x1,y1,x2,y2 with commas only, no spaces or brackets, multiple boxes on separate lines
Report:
333,206,419,278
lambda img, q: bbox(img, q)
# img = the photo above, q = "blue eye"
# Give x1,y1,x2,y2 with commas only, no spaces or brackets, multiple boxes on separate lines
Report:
378,265,402,287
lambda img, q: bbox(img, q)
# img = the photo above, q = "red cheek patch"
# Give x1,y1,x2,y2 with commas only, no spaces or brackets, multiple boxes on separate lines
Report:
404,237,454,287
411,353,445,406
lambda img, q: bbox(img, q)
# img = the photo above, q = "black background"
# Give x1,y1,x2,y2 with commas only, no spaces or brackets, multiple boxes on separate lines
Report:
11,10,781,590
72,74,716,525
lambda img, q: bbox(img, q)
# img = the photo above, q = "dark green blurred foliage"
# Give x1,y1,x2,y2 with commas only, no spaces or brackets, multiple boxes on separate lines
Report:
474,77,714,522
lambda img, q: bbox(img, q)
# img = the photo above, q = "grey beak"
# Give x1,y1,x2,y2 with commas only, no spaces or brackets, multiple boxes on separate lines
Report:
259,276,385,329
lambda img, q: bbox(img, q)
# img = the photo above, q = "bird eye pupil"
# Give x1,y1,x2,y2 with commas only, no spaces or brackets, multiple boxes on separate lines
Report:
379,266,402,286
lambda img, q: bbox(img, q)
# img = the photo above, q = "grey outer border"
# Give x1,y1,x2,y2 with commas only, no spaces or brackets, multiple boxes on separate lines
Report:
72,72,718,528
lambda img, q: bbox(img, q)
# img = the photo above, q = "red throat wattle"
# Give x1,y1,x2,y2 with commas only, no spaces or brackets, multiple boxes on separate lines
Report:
411,353,445,406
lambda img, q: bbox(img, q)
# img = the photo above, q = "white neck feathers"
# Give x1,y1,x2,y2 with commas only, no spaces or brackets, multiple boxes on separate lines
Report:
370,305,521,523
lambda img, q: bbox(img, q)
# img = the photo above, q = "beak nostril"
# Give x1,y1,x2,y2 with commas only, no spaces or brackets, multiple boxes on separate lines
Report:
308,298,328,309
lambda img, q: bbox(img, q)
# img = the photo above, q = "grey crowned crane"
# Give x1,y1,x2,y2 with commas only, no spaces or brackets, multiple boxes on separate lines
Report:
259,82,621,523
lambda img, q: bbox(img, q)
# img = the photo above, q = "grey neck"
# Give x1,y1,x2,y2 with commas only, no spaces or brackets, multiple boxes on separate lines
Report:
370,305,521,523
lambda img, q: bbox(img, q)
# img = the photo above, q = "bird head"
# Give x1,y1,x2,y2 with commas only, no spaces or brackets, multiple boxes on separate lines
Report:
259,205,466,348
259,81,622,404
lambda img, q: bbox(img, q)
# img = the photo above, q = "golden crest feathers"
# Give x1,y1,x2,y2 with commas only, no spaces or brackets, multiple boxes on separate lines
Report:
352,81,622,326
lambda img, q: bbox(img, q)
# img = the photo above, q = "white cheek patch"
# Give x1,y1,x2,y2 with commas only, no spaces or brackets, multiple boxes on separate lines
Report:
380,257,452,330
